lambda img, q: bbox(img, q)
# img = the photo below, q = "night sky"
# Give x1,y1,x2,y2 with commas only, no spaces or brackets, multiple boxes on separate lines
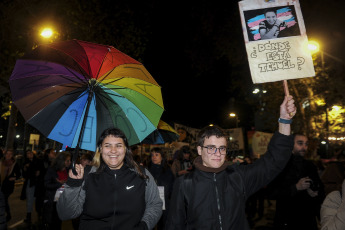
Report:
3,0,345,131
140,0,345,129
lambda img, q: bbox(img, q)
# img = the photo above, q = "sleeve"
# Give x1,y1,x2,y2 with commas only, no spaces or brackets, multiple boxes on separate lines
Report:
56,177,85,220
141,169,163,229
171,160,179,177
259,21,267,30
320,191,345,230
165,177,186,230
242,132,293,197
44,168,62,191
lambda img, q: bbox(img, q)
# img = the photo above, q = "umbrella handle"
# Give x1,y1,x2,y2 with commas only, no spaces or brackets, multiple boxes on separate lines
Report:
71,161,78,176
71,149,79,176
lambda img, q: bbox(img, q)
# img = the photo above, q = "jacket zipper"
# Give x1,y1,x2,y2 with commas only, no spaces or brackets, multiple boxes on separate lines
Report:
111,174,117,230
214,173,223,230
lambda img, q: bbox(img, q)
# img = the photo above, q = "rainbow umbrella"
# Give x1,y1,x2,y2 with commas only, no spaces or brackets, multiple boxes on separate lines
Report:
9,39,164,154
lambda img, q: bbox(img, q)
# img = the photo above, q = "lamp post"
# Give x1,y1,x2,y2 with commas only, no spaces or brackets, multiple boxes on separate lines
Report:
229,113,239,128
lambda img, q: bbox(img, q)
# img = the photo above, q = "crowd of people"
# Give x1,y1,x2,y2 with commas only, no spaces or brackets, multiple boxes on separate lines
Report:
1,96,345,230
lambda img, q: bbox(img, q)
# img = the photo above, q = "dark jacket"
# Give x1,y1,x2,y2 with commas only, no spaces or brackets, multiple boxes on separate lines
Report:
57,164,162,230
273,154,325,230
166,132,293,230
0,160,21,195
20,156,41,200
148,163,174,209
44,167,64,203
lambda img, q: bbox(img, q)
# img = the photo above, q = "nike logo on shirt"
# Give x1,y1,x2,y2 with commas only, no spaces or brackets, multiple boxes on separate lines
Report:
126,185,134,190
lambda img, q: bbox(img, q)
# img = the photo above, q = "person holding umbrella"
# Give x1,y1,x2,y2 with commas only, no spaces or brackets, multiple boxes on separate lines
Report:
57,128,162,230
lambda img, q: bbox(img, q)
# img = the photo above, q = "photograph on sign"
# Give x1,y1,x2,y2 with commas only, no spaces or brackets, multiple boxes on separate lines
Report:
244,6,301,42
238,0,315,84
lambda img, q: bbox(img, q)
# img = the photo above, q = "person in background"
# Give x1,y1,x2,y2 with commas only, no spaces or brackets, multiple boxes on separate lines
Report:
166,96,296,230
321,153,345,196
171,145,193,178
0,149,21,222
35,148,56,219
177,127,194,143
43,151,71,230
148,147,175,230
273,133,325,230
320,179,345,230
57,128,162,230
80,152,93,168
21,150,41,224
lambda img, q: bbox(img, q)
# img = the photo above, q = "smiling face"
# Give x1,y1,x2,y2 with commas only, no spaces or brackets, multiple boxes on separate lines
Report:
265,11,277,25
197,135,227,168
100,135,126,170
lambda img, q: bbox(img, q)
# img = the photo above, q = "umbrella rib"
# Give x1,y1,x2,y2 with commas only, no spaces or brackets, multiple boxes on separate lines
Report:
94,91,123,114
96,66,117,82
49,47,91,83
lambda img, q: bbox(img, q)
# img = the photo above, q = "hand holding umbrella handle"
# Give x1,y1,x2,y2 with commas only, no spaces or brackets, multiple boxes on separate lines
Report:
69,163,84,179
71,161,78,176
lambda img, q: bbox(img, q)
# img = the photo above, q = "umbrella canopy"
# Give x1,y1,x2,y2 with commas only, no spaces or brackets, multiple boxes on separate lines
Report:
142,120,179,144
9,39,164,152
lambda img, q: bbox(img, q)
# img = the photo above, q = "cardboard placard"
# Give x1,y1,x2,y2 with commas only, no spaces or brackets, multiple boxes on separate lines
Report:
238,0,315,83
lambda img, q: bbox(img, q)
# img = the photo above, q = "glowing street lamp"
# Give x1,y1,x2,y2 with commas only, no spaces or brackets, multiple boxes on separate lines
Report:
229,113,239,128
308,41,320,54
40,28,53,38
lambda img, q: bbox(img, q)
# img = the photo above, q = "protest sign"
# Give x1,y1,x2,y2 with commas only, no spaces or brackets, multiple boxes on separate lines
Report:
238,0,315,83
251,131,273,158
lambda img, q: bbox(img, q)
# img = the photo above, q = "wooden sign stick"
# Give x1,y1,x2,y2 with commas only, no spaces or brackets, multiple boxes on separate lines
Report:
283,80,289,96
283,80,294,117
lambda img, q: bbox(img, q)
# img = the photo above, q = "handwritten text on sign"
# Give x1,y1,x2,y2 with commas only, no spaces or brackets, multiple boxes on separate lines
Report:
245,37,314,83
250,40,305,73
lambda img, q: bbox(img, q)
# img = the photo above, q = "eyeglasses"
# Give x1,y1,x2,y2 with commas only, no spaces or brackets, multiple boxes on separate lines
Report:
202,146,227,155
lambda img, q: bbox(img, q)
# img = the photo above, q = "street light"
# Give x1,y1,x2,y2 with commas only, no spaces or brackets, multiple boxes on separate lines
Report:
308,41,320,54
40,28,53,38
229,113,239,128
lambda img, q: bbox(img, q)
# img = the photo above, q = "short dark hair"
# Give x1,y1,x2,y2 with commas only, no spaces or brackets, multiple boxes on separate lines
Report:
197,126,227,147
151,147,163,155
264,9,277,17
52,151,71,171
293,133,308,140
149,147,170,172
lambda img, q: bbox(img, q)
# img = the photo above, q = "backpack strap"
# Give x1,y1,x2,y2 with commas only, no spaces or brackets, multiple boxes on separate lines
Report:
183,171,194,207
182,171,194,224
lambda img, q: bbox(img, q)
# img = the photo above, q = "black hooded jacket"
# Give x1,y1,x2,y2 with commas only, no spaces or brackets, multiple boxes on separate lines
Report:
166,132,293,230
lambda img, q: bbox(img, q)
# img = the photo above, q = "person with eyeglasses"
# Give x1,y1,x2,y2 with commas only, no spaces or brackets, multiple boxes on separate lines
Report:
166,96,296,230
